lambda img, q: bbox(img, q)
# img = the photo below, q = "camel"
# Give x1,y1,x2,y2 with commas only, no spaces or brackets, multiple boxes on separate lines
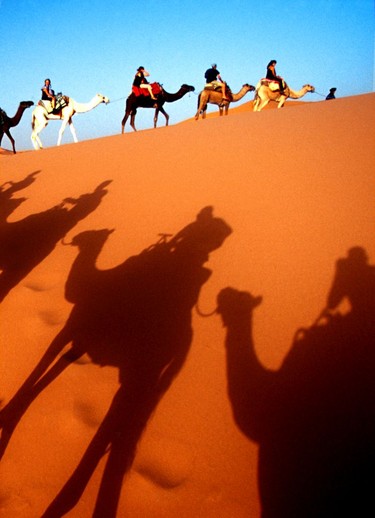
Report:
31,93,109,149
0,207,232,517
121,83,195,132
0,101,34,154
195,84,255,120
253,80,315,111
217,246,375,516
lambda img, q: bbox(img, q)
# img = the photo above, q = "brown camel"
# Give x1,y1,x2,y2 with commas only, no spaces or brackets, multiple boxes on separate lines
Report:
195,84,255,120
0,101,34,153
121,83,195,132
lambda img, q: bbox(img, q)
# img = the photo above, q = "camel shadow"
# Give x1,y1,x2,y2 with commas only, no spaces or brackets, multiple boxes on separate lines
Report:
0,206,232,518
218,247,375,517
0,173,111,302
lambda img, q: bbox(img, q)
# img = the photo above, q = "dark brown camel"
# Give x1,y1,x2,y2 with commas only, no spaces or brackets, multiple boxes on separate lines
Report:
0,101,34,153
121,83,195,132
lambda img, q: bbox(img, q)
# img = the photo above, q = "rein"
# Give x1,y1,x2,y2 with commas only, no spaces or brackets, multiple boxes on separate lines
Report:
312,90,326,98
195,301,217,317
107,96,127,104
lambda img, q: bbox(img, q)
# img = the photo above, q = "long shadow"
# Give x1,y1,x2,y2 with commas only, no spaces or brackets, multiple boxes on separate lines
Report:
218,246,375,517
0,206,232,517
0,173,111,302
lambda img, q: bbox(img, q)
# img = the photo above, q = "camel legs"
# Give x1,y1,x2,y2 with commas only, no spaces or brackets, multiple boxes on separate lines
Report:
57,119,78,146
121,110,137,132
195,104,207,120
154,107,169,128
0,328,75,459
1,128,16,153
121,110,130,133
253,97,270,112
31,131,43,149
31,119,46,149
253,95,287,112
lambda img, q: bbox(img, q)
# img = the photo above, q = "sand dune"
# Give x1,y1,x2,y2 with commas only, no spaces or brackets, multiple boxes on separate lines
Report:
0,93,374,517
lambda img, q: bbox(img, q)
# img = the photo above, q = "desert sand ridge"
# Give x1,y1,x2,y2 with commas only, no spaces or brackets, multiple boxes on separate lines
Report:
0,93,374,517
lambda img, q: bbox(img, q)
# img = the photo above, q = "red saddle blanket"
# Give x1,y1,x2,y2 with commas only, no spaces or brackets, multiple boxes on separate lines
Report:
132,82,162,97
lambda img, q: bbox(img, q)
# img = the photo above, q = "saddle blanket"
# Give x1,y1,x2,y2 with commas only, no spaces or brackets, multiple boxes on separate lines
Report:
132,82,162,97
204,82,222,91
260,78,286,91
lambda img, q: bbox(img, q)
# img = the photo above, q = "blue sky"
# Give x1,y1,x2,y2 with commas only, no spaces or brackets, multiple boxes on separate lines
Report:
1,0,374,150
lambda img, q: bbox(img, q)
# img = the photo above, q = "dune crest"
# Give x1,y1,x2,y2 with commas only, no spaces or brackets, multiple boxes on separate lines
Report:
0,93,374,517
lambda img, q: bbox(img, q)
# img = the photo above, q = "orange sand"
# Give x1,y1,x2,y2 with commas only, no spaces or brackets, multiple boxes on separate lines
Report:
0,94,374,517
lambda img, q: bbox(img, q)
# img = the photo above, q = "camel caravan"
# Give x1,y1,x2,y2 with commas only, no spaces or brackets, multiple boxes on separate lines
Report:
0,61,316,152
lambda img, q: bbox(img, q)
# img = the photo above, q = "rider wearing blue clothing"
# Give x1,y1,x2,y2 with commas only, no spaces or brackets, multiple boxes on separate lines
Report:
41,78,56,111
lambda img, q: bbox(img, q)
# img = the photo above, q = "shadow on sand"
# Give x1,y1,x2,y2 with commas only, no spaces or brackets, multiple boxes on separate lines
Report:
0,171,111,302
0,206,232,517
218,246,375,517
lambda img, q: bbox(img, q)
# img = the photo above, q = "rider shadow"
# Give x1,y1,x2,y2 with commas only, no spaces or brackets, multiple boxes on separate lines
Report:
0,174,111,302
0,206,232,518
218,246,375,517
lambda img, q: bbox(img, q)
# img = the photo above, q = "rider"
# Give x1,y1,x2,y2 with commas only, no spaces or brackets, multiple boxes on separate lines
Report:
266,60,285,95
133,67,157,100
41,78,56,112
204,64,228,102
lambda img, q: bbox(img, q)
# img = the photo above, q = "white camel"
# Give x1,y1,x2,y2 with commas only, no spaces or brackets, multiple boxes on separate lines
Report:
31,93,109,149
253,81,315,111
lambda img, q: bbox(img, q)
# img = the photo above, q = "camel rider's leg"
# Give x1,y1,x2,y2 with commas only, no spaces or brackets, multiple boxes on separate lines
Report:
277,78,285,95
140,84,157,100
222,82,229,101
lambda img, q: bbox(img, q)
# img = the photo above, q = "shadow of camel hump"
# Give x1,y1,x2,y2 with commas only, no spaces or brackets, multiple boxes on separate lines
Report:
0,206,232,518
0,177,111,302
218,246,375,517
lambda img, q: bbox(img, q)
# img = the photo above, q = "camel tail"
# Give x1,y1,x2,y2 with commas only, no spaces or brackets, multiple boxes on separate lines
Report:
31,114,35,130
197,94,201,108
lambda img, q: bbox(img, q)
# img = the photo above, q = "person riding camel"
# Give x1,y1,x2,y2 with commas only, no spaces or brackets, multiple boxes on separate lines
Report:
41,78,56,112
204,64,229,102
266,60,285,95
133,67,157,100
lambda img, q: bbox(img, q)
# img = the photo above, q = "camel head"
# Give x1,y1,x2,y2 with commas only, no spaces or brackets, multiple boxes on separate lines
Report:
20,101,34,108
243,84,256,92
96,94,110,104
216,287,262,327
66,228,115,249
181,84,195,93
303,84,315,92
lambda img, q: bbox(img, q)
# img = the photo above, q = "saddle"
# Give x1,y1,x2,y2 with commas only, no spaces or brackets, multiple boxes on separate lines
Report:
38,93,69,115
260,78,287,92
54,93,69,111
204,83,233,101
132,82,162,98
